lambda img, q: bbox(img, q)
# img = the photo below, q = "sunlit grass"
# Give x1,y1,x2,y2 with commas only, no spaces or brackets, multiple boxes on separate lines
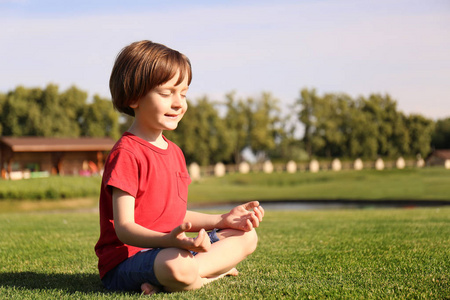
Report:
0,207,449,299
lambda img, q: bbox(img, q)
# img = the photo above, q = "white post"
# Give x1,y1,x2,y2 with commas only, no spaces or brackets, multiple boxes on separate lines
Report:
416,158,425,168
214,162,226,177
445,159,450,170
309,159,320,173
354,158,363,171
396,157,405,169
331,158,342,171
188,162,201,181
238,161,250,174
375,158,384,170
262,160,274,174
286,160,297,174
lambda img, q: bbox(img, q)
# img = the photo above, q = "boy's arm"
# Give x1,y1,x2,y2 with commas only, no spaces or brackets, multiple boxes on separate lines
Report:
185,201,264,232
183,211,222,231
112,187,210,252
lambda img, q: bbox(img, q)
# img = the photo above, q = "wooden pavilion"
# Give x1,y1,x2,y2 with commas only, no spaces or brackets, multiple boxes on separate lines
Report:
0,137,116,179
426,149,450,167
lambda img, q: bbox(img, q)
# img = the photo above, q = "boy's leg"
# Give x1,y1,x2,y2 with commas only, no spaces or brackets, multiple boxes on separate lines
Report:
152,228,258,292
153,248,236,292
195,228,258,278
153,247,204,292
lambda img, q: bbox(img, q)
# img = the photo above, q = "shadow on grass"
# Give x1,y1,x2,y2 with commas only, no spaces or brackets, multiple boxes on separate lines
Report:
0,271,106,294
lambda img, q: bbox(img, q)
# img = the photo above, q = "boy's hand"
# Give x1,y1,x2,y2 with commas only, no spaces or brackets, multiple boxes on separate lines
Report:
220,201,265,232
169,222,211,253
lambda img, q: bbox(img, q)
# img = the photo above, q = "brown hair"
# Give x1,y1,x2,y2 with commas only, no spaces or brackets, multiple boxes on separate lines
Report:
109,40,192,116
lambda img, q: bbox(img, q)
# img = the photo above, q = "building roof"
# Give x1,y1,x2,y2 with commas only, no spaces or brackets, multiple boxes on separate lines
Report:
0,137,116,152
429,149,450,160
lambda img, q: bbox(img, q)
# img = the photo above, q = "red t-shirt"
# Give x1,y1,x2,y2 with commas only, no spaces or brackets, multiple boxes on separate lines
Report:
94,132,191,278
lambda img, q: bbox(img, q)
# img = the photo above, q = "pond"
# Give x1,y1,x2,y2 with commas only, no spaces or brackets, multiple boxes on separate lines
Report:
190,200,450,211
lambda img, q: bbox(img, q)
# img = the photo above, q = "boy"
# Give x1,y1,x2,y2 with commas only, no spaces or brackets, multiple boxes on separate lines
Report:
95,40,264,295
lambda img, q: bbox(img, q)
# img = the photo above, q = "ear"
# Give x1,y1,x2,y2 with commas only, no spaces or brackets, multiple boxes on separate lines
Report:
129,101,139,109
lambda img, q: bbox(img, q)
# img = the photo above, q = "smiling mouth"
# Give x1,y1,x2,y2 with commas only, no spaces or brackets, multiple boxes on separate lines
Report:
165,114,179,118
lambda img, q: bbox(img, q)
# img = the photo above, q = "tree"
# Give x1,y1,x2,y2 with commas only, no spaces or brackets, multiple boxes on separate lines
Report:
0,92,4,134
0,84,121,139
247,92,280,161
1,86,45,136
295,90,419,159
405,114,434,157
296,88,318,157
346,100,378,159
432,118,450,149
223,92,250,163
267,113,309,162
80,95,120,140
360,94,409,158
38,84,82,137
296,89,350,158
311,93,350,157
59,85,88,135
46,84,88,137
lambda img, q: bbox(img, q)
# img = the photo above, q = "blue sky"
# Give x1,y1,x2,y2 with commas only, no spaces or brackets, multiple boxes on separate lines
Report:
1,0,449,119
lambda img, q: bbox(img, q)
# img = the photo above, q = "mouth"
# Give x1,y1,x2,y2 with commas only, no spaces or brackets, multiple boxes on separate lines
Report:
165,114,179,119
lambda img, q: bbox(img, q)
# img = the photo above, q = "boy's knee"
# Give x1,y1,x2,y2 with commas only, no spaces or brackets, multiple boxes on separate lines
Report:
160,252,199,287
242,228,258,255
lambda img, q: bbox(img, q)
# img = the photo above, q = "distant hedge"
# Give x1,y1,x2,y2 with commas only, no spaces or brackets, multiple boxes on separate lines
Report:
0,176,102,200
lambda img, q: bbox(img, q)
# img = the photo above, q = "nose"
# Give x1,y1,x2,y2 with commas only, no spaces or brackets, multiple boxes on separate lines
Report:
171,94,184,108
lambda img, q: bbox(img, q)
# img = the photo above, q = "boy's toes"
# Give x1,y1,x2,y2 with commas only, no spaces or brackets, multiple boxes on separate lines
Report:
141,282,160,295
227,268,239,277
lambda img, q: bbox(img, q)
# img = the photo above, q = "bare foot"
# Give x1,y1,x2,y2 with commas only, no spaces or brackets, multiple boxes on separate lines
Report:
225,267,239,277
141,282,160,296
201,267,240,286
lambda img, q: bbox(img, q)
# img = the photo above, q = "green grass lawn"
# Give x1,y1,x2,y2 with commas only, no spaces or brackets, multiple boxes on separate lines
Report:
0,207,448,299
188,167,450,204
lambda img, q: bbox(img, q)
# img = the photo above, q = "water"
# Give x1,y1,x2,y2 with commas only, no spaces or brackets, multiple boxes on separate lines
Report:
190,200,450,211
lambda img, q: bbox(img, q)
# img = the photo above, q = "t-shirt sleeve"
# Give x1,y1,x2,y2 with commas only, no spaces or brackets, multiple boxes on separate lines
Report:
103,148,140,198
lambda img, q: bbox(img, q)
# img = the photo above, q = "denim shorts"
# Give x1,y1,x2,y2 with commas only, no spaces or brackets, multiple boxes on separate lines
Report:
102,229,220,292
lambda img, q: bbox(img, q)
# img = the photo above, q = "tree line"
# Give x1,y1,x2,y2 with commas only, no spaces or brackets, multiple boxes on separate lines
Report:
1,84,449,165
0,84,120,140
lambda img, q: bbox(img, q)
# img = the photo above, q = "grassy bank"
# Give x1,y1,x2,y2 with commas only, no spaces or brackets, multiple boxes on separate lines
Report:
1,168,449,206
0,176,102,200
189,167,450,204
0,207,448,299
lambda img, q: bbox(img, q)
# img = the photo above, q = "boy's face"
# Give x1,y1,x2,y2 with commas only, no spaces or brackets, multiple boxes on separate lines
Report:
130,71,188,138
